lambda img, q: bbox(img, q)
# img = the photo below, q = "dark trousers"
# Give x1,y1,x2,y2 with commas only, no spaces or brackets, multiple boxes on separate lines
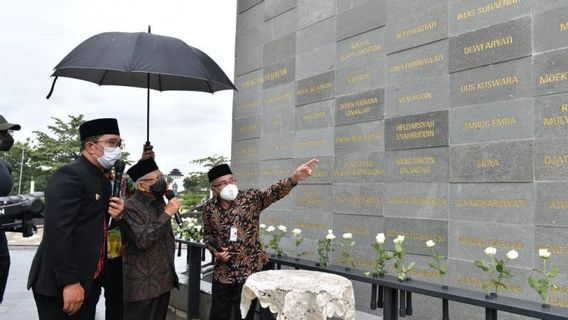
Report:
93,257,124,320
124,291,170,320
33,282,100,320
0,231,10,303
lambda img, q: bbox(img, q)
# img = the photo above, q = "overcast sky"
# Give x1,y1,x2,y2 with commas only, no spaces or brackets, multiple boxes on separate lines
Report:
0,0,236,175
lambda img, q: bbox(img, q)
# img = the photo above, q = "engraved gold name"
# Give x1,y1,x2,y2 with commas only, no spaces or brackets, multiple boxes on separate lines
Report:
399,91,432,104
560,22,568,31
341,40,383,62
456,0,520,21
235,146,258,155
302,111,327,121
458,275,523,293
335,160,384,177
298,139,327,148
241,67,288,89
455,199,527,208
549,200,568,209
389,54,444,73
386,230,447,242
544,154,568,165
264,92,292,105
336,132,382,144
477,159,501,168
336,195,379,205
464,36,513,55
237,100,261,111
297,81,333,96
388,197,447,207
464,116,517,130
239,124,257,132
458,236,524,249
396,21,438,40
460,75,518,93
539,72,568,86
338,96,379,117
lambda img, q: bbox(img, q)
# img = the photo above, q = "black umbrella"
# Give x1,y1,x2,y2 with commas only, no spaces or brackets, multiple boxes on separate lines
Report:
47,27,236,142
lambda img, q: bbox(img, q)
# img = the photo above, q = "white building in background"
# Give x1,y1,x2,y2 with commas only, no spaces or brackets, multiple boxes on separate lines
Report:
168,168,184,194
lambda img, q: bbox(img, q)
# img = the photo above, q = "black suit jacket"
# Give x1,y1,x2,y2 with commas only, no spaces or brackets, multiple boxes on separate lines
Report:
28,156,111,297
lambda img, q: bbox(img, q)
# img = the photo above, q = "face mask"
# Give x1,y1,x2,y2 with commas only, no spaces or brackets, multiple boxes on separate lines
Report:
149,178,167,198
93,144,122,170
220,184,239,201
0,134,14,151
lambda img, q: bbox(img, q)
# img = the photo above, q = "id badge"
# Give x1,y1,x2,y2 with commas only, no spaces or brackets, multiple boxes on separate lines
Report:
230,226,238,242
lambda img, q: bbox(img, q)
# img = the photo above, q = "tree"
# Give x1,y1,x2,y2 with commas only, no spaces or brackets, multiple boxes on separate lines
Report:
2,140,35,194
180,155,229,210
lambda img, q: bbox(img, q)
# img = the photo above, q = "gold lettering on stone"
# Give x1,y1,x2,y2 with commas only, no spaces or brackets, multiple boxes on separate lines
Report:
538,243,568,255
302,111,327,121
264,217,284,226
237,100,261,111
549,200,568,209
239,124,257,132
477,159,501,168
335,160,384,177
464,116,517,130
460,75,518,93
297,222,326,231
336,195,379,205
464,36,513,55
344,226,370,235
260,168,289,177
458,236,524,250
265,143,289,152
456,199,527,208
264,92,292,105
539,72,568,86
562,104,568,112
396,156,436,175
389,54,444,73
335,132,383,144
235,146,258,155
399,91,432,105
561,22,568,31
543,154,568,165
388,196,447,207
242,68,288,89
272,118,282,127
456,0,520,22
298,139,327,148
386,230,447,242
395,120,436,141
347,72,370,83
396,21,438,40
297,81,333,96
338,96,379,118
233,169,258,178
297,191,324,207
341,40,383,62
458,275,523,294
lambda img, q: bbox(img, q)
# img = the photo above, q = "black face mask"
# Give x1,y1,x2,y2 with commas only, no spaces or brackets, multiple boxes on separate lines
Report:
149,178,167,198
0,134,14,152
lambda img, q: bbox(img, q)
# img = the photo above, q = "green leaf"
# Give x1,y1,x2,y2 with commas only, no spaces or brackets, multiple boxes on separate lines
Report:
528,276,538,289
439,265,448,274
549,266,560,277
496,264,504,273
395,243,403,253
474,259,489,272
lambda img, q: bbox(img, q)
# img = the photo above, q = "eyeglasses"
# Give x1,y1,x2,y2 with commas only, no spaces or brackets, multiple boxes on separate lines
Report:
139,174,164,184
212,178,237,189
95,139,124,149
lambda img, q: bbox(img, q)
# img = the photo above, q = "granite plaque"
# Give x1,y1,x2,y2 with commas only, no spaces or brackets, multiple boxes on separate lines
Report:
449,140,534,182
385,147,449,182
295,99,334,131
264,0,296,21
386,39,449,86
449,98,534,144
263,33,296,67
292,184,333,213
448,0,531,36
261,104,294,137
260,210,289,232
287,211,333,240
294,156,334,184
534,6,568,53
535,182,568,227
259,132,294,160
294,127,334,158
297,0,336,30
536,226,568,270
534,138,568,181
384,111,449,151
450,57,532,107
336,0,386,41
449,183,534,225
297,16,336,54
259,159,294,187
262,58,295,89
263,83,295,110
333,183,383,216
334,121,385,154
235,26,264,76
335,56,385,96
295,43,337,80
264,8,298,43
337,28,385,69
333,213,385,246
233,115,261,141
534,48,568,97
238,0,261,13
385,74,449,118
235,69,264,93
386,4,448,54
335,88,385,126
231,161,259,186
384,217,448,256
233,90,262,120
383,182,448,220
535,92,568,139
334,152,385,183
232,138,260,163
449,17,532,72
295,71,335,106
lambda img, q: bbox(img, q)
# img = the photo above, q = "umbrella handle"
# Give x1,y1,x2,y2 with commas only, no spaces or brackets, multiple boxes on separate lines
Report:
46,76,59,99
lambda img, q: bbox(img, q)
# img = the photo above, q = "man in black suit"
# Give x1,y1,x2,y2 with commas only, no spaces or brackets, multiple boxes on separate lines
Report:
28,118,125,319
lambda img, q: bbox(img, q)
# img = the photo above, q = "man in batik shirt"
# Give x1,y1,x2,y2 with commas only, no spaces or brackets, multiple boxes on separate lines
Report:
203,159,319,320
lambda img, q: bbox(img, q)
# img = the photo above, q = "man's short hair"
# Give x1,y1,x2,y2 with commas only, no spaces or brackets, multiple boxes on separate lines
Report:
80,135,101,151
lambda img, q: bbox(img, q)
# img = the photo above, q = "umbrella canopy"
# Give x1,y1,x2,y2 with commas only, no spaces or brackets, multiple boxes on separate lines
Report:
47,30,236,141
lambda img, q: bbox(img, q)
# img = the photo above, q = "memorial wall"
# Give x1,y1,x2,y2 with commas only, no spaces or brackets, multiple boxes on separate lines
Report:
232,0,568,318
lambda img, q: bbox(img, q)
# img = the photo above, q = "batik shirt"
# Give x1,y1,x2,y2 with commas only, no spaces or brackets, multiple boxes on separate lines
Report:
202,177,296,284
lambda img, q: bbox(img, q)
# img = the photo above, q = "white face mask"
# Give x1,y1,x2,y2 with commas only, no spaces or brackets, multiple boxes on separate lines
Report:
94,145,122,169
219,184,238,201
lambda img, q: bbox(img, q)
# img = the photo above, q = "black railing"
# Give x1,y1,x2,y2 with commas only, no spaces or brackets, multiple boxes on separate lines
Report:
175,240,568,320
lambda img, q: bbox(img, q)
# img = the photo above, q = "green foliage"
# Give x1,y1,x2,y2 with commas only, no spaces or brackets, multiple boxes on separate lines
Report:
365,240,394,277
317,232,335,268
172,217,203,242
427,242,449,286
528,253,560,304
474,250,516,295
392,237,415,281
267,226,287,256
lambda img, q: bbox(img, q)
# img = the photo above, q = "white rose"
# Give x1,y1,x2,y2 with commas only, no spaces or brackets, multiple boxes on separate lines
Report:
506,250,519,260
539,248,551,258
375,233,385,244
342,233,353,239
259,224,266,229
278,225,287,232
196,225,202,231
394,235,405,244
484,247,497,256
326,233,336,240
426,240,435,248
266,225,275,232
328,229,333,234
292,228,302,236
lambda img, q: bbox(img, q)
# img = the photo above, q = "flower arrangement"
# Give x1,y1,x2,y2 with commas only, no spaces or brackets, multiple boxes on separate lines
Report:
292,228,307,258
267,225,287,256
528,248,559,306
426,240,448,288
173,217,203,242
317,229,335,267
338,233,356,269
393,235,415,281
365,233,393,277
474,247,518,296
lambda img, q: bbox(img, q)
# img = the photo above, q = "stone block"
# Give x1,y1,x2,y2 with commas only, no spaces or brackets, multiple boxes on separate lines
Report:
535,182,568,227
264,0,296,21
449,98,534,144
532,0,567,13
336,27,385,69
263,82,295,110
237,2,264,36
297,0,336,30
235,69,264,94
386,4,449,54
535,226,568,272
383,182,449,220
262,58,295,89
297,16,336,54
292,184,334,213
295,99,334,131
293,156,333,184
534,138,568,181
535,92,568,139
295,43,337,80
533,48,568,96
384,217,448,256
336,0,386,41
335,56,385,96
260,209,290,232
384,110,449,151
385,147,449,182
385,74,450,118
294,127,334,158
449,220,534,268
334,152,386,183
335,88,385,126
449,183,534,225
387,0,448,24
231,161,259,186
295,71,335,106
233,115,261,141
233,89,262,120
386,39,449,86
449,17,532,72
333,213,385,247
334,121,384,154
259,159,295,187
238,0,262,13
231,138,260,163
264,8,298,43
337,0,371,13
450,57,532,107
534,5,568,53
287,211,333,240
333,183,383,216
261,104,294,137
263,33,296,67
448,0,532,36
259,132,295,160
449,140,534,182
235,26,264,76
